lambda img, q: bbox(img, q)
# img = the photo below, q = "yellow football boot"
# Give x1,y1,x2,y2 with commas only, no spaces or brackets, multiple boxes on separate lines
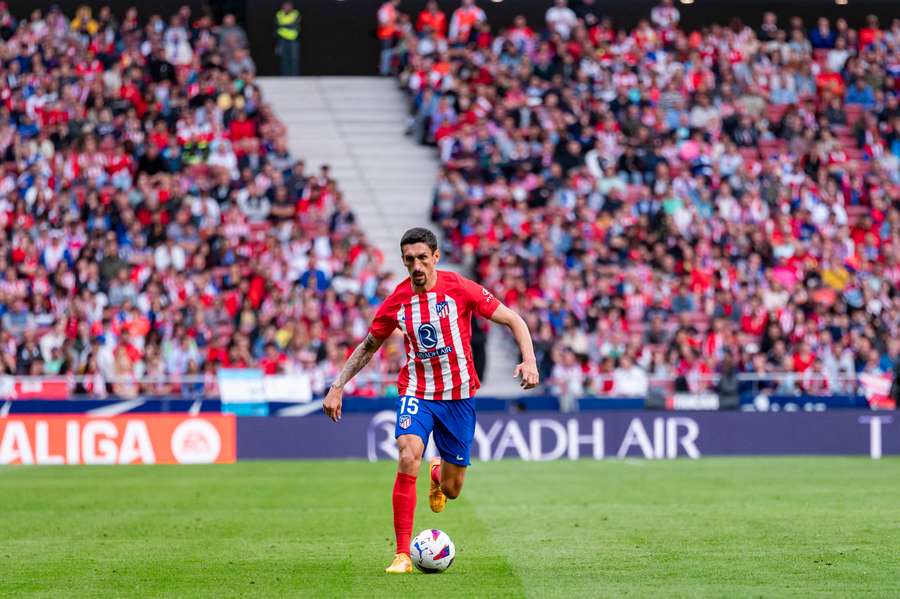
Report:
385,552,413,574
429,457,447,513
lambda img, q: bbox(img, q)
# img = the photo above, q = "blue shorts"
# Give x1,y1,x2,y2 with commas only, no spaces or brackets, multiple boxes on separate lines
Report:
394,396,475,466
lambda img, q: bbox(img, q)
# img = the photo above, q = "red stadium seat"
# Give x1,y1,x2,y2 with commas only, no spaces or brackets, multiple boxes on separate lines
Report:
739,148,760,162
844,105,865,125
831,125,851,136
766,104,790,123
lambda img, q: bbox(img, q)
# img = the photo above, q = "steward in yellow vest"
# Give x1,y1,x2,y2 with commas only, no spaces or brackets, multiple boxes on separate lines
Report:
276,7,300,41
275,2,301,76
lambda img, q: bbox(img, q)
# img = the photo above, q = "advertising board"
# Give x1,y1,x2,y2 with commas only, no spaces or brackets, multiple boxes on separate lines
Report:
237,411,898,461
0,415,236,465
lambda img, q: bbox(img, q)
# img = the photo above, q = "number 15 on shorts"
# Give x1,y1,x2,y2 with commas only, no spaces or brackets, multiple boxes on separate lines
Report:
399,396,419,414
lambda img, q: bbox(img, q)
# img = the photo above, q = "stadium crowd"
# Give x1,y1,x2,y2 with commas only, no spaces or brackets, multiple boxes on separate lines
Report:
384,0,900,399
0,4,401,398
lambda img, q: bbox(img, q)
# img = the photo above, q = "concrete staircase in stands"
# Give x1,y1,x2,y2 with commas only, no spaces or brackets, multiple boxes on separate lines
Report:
258,76,521,397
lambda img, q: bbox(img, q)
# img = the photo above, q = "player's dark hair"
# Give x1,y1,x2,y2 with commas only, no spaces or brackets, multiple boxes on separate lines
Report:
400,227,438,253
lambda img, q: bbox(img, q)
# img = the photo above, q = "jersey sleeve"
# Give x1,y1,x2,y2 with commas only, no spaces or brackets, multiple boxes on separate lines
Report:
460,275,500,319
368,295,399,340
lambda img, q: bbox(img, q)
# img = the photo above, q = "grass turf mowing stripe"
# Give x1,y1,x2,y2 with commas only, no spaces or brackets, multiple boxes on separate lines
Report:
424,490,527,597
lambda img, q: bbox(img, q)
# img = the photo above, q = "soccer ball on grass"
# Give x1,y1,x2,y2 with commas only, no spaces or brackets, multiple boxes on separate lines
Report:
410,528,455,573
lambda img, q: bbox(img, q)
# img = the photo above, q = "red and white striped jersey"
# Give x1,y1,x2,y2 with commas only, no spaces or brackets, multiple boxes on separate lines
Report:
369,270,500,400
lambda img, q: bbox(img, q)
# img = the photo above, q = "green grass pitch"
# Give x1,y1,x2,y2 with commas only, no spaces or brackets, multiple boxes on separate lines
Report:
2,458,899,598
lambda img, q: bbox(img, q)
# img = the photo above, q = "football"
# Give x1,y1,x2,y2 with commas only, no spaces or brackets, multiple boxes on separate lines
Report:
410,529,456,573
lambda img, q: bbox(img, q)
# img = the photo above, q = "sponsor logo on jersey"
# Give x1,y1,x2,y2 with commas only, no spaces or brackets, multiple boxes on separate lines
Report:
415,346,454,360
436,301,450,318
398,415,411,429
417,323,438,348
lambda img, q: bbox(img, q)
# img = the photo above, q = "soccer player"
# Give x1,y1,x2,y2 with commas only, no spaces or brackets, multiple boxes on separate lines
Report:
323,227,539,574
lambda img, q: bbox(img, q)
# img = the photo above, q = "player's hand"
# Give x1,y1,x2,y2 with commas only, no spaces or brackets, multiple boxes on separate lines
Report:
513,361,539,390
323,385,343,422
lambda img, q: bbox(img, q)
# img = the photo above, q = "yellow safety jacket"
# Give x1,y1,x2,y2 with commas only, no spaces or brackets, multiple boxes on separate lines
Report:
276,9,300,41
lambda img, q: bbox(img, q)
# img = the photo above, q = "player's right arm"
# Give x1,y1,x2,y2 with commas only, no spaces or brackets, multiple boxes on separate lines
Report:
323,291,399,423
323,333,385,422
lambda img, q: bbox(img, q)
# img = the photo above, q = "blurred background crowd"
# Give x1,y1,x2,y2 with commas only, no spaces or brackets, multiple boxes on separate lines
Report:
0,0,897,402
379,0,900,399
0,3,402,398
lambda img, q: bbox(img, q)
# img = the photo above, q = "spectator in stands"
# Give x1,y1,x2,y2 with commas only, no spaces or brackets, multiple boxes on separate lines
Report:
716,354,740,409
417,1,447,38
228,48,257,78
845,78,876,108
217,13,249,61
546,0,577,40
612,355,649,397
550,348,583,411
377,0,402,75
810,18,837,50
827,37,852,73
260,342,287,374
650,0,679,36
448,0,485,45
759,12,779,42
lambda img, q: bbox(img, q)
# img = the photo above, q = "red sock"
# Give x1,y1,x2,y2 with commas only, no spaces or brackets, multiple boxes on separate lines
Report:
430,461,441,484
392,472,417,555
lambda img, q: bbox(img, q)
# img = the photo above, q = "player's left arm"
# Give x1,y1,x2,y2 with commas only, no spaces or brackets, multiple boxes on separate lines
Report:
488,303,540,390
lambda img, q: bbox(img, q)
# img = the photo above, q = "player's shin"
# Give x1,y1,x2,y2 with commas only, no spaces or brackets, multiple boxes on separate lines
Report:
392,472,417,555
430,461,441,484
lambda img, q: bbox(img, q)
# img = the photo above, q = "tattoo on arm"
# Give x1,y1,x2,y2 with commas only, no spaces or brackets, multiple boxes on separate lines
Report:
332,333,381,389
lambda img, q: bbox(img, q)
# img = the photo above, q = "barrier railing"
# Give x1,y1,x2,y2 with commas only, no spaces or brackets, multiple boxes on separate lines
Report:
0,371,888,402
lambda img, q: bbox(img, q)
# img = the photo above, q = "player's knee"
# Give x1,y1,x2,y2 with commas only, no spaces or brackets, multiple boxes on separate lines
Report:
397,445,421,474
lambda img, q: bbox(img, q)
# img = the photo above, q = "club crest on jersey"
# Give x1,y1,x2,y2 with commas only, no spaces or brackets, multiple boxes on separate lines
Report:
398,415,411,429
436,301,450,318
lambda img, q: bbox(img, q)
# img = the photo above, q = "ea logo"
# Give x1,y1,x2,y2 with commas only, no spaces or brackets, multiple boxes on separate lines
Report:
417,323,438,348
171,419,222,464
